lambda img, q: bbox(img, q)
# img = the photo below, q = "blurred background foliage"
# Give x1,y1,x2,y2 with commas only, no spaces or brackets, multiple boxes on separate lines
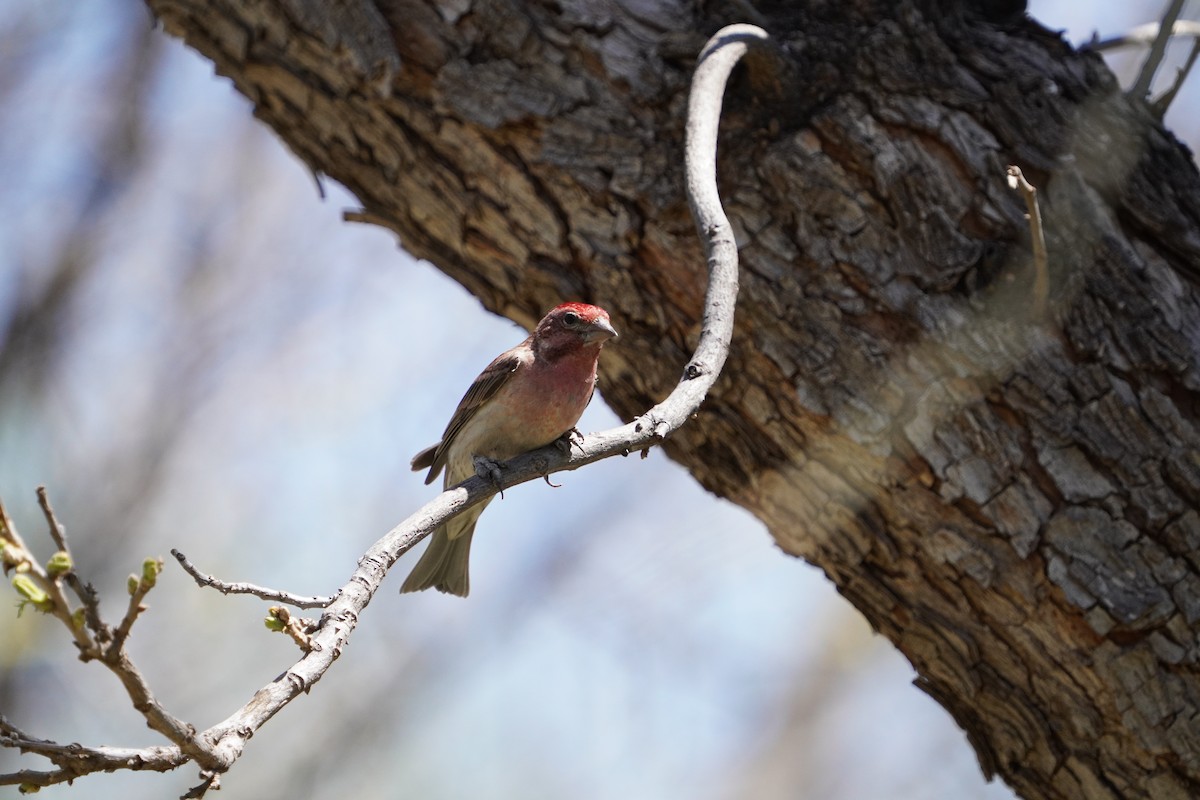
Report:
0,1,1195,798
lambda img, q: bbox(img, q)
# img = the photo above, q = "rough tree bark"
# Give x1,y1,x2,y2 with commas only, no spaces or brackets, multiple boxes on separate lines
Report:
145,1,1200,798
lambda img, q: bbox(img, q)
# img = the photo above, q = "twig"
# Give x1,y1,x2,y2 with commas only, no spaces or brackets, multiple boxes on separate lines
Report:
1130,0,1187,100
1152,33,1200,116
1,494,219,781
1090,19,1200,117
1006,166,1049,319
182,773,220,798
1090,20,1200,52
265,606,317,651
104,647,210,765
36,486,69,553
1,492,99,658
35,485,106,640
0,715,189,789
172,549,334,608
109,558,162,654
0,495,31,560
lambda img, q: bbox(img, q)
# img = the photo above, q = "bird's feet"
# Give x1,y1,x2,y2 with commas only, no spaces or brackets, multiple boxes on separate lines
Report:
473,456,505,499
554,427,585,454
541,428,584,488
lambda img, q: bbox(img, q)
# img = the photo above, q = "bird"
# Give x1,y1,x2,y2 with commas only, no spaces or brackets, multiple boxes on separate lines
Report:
400,302,618,596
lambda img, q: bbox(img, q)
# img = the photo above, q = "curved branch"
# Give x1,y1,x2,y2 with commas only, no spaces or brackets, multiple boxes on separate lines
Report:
3,22,782,794
195,20,776,779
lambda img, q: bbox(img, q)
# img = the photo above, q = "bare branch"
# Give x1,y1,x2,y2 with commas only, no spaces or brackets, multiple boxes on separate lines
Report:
0,496,220,782
35,485,70,554
2,22,772,794
191,21,772,779
1153,33,1200,116
0,496,18,547
1090,20,1200,52
182,772,220,798
1006,165,1049,319
1089,17,1200,116
1,492,99,657
0,715,189,790
32,487,107,643
1131,0,1187,100
109,558,163,654
171,549,333,608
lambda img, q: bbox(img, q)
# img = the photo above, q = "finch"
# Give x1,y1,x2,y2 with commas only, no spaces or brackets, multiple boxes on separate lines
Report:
401,303,618,597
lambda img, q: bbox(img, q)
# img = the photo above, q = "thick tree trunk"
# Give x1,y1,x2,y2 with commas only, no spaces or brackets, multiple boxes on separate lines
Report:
146,1,1200,797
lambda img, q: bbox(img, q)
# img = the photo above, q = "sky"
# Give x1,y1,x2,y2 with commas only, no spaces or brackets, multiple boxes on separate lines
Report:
0,2,1195,799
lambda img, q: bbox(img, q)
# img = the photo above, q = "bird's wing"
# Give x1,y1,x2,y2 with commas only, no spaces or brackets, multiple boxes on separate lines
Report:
422,348,524,484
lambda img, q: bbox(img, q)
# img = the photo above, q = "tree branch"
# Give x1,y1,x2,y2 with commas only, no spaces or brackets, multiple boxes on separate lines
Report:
1,492,99,657
1090,17,1200,116
2,22,777,796
193,22,775,778
1091,19,1200,51
35,487,108,647
0,715,189,791
1,492,222,787
1128,0,1188,101
171,549,334,609
1006,165,1049,318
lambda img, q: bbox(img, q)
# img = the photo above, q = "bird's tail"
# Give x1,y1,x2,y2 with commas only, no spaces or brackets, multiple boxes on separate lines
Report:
399,507,485,597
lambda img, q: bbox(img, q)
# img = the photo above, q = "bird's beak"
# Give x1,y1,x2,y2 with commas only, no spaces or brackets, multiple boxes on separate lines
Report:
585,317,619,343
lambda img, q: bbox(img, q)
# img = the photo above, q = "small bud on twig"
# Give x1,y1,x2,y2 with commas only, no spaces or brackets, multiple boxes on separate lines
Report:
141,557,163,590
12,575,53,613
46,551,73,577
264,607,287,632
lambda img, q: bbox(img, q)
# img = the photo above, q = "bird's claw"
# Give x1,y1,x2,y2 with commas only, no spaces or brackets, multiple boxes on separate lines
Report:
554,427,585,454
543,474,562,488
474,456,505,499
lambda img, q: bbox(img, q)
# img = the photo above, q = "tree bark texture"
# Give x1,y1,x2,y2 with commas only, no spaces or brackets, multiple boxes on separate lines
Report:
145,1,1200,797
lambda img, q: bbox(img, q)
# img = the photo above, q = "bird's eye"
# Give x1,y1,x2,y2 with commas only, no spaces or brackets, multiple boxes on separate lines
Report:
563,311,580,325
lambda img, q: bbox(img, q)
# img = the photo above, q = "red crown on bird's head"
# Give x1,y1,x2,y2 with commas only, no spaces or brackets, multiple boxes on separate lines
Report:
548,302,608,322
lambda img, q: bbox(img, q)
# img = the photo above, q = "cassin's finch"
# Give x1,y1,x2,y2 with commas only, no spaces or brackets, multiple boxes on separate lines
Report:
401,303,618,596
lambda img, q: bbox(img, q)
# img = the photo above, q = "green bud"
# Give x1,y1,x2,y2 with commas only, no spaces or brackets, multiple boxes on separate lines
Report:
127,574,140,596
18,782,40,794
46,550,73,577
141,557,163,589
72,607,86,630
264,607,287,632
12,575,52,612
